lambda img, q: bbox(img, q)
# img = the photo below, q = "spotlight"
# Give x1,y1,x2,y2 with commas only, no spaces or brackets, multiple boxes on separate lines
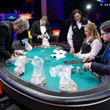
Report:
86,4,92,10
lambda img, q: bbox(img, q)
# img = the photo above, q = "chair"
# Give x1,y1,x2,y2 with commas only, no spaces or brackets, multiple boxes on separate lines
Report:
98,44,107,55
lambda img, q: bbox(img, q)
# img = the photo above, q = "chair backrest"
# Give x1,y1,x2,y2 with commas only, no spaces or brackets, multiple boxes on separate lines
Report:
98,44,107,55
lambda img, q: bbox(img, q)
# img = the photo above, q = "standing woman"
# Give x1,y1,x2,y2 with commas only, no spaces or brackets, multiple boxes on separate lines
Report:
67,9,91,54
73,23,102,59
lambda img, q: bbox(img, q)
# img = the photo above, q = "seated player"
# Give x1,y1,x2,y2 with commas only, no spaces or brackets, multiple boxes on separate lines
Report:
31,16,51,44
83,20,110,74
73,23,102,59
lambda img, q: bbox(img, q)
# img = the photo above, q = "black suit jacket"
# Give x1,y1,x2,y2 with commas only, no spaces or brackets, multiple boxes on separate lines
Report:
0,21,15,60
91,44,110,74
31,20,51,43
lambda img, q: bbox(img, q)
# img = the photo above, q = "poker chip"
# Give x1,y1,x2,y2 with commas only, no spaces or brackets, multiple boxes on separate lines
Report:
41,50,45,52
45,57,49,60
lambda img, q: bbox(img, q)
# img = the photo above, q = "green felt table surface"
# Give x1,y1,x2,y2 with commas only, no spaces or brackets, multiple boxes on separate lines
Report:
6,46,100,91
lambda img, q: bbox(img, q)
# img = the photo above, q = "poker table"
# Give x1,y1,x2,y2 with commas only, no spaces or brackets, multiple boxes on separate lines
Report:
0,42,110,110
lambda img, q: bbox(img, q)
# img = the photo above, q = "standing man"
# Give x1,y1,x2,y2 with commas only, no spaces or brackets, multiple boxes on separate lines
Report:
0,18,29,60
83,20,110,74
31,16,51,43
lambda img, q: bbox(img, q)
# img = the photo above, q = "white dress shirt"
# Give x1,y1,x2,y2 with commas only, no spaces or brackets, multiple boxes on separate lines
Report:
37,21,47,39
67,20,91,46
40,25,46,35
76,37,102,59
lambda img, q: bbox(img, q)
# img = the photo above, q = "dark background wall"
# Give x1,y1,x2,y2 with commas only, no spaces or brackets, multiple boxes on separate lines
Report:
63,0,78,18
47,0,64,20
0,0,110,21
34,0,41,18
47,0,59,20
0,0,25,13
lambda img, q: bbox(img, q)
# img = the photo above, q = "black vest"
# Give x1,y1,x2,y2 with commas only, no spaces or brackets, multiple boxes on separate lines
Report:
81,41,92,54
72,21,88,53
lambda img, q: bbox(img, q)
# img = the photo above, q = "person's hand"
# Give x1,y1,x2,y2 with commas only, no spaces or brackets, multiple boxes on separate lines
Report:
5,58,10,64
83,57,95,63
70,46,75,54
47,36,50,39
73,53,77,58
11,53,14,58
38,35,44,39
82,63,91,72
14,50,24,56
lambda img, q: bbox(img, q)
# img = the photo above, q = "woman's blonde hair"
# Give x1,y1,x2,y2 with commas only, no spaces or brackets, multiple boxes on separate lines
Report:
85,23,102,43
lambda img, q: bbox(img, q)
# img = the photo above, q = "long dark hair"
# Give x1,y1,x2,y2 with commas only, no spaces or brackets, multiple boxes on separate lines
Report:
71,9,87,27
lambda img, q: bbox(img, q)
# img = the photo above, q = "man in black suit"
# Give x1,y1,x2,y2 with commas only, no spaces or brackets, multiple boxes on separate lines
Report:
31,16,51,43
83,20,110,74
0,18,29,60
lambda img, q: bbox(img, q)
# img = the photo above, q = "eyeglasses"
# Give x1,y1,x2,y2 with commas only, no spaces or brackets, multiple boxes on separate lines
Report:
101,32,108,36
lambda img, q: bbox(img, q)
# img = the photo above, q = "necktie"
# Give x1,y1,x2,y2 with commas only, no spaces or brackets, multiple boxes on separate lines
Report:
103,46,110,64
